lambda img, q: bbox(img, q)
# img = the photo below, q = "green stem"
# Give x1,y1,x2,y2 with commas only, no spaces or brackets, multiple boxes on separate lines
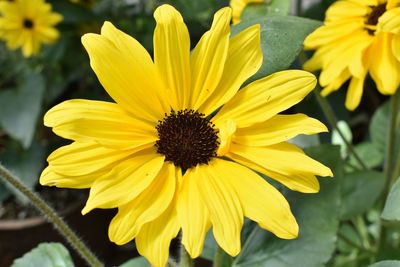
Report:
212,246,223,267
338,232,375,254
378,89,400,254
313,87,369,170
0,164,103,267
296,0,302,16
180,246,193,267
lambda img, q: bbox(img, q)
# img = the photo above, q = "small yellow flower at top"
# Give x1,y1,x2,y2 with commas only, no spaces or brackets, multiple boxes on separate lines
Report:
0,0,63,57
304,0,400,111
230,0,264,24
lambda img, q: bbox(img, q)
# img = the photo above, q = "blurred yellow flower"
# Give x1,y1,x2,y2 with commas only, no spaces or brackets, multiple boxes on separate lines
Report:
0,0,62,57
40,4,332,267
304,0,400,110
230,0,264,24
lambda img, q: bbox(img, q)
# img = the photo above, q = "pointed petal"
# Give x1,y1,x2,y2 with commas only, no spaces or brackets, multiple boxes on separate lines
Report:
108,162,176,245
196,162,243,256
154,4,191,110
345,72,367,110
369,33,400,94
40,166,100,189
213,70,316,128
190,7,231,109
82,153,165,214
213,159,298,239
199,24,263,115
320,68,351,97
44,142,134,177
393,34,400,61
44,99,157,150
81,23,168,122
135,199,180,267
234,114,328,147
177,168,211,258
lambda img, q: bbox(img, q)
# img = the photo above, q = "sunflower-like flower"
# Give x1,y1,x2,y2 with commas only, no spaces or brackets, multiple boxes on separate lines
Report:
0,0,62,57
230,0,264,24
40,4,332,267
304,0,400,110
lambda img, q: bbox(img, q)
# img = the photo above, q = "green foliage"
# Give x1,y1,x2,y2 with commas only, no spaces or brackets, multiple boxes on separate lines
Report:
119,257,151,267
381,178,400,221
241,0,291,19
369,261,400,267
11,243,74,267
232,15,321,81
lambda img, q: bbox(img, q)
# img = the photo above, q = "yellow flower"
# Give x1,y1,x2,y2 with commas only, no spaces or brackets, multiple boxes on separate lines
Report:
230,0,264,24
40,4,332,267
0,0,62,57
304,0,400,110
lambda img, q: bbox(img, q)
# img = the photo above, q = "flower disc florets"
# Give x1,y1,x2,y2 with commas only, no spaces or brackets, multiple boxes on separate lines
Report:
366,3,387,34
155,109,219,170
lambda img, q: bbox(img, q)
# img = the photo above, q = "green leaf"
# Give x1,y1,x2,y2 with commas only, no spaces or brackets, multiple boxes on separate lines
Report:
11,243,74,267
51,1,97,24
0,140,46,202
348,142,384,170
232,145,341,267
0,72,45,148
119,257,150,267
331,120,352,159
340,171,386,220
370,100,400,155
241,0,291,20
381,178,400,221
231,16,321,80
368,261,400,267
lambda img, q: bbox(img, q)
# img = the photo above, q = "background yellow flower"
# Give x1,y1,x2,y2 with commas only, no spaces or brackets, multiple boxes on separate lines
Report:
230,0,264,24
304,0,400,110
0,0,62,57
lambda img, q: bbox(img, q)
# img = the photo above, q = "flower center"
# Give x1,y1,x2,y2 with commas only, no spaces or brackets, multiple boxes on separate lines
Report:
155,109,219,170
23,18,34,29
366,3,386,34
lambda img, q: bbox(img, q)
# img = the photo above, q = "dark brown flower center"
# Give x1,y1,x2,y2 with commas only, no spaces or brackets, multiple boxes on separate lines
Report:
366,3,386,34
155,109,219,170
23,18,34,29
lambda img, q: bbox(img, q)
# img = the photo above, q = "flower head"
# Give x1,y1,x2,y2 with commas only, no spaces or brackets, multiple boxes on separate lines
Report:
230,0,264,24
40,4,332,267
304,0,400,110
0,0,62,57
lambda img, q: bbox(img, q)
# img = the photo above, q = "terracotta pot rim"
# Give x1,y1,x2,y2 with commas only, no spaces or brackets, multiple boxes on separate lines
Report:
0,200,84,230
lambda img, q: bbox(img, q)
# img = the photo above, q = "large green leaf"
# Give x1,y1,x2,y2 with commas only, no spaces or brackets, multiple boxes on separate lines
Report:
381,178,400,221
232,145,341,267
0,72,45,148
348,142,384,170
241,0,291,20
231,16,321,81
340,171,386,220
119,257,150,267
368,261,400,267
11,243,74,267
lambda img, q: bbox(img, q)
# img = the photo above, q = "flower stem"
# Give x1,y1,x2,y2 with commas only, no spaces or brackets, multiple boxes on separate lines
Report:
313,87,369,170
212,246,223,267
0,164,104,267
180,246,193,267
296,0,302,16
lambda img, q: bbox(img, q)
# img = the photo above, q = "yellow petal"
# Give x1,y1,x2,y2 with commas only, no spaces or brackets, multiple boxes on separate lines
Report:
304,20,364,50
108,162,176,245
345,73,367,110
234,114,328,147
196,161,243,256
230,0,263,24
386,0,400,9
393,34,400,61
378,7,400,34
325,1,369,22
216,119,237,156
177,168,211,258
44,99,157,150
39,166,101,189
135,199,180,267
213,70,316,128
212,159,298,239
199,24,262,115
320,68,351,96
45,142,134,177
228,142,332,193
81,24,168,122
190,7,231,109
82,153,165,214
153,4,191,110
369,32,400,94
